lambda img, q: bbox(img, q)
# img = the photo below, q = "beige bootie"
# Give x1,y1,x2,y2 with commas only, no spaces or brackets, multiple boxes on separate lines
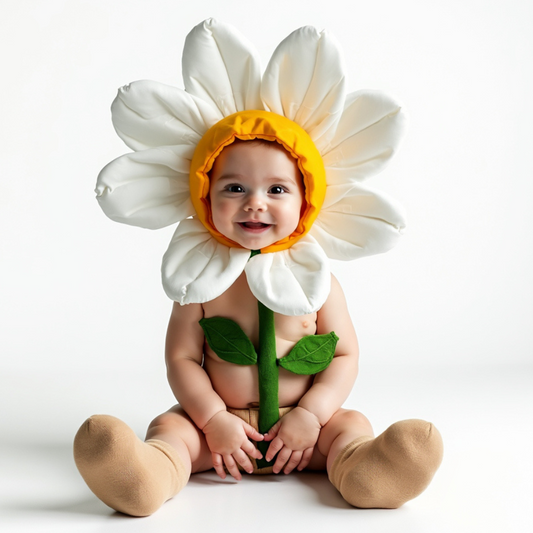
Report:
329,419,443,508
74,415,189,516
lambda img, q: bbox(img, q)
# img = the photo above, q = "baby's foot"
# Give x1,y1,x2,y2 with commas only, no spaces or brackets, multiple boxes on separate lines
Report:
74,415,188,516
329,419,443,508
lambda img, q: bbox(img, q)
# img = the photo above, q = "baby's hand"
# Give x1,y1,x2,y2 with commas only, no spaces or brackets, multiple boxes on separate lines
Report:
202,411,264,480
263,407,321,474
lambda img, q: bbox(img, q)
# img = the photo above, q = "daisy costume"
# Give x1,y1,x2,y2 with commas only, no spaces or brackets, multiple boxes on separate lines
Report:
74,19,443,515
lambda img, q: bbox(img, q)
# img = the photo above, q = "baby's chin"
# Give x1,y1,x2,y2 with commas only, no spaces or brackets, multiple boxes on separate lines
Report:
228,233,281,251
233,237,276,250
218,225,275,250
216,224,296,251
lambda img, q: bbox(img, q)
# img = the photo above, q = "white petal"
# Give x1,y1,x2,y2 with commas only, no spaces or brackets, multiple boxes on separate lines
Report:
96,145,196,229
261,26,346,150
245,236,331,316
182,19,263,116
162,218,250,304
111,80,222,151
310,183,407,260
322,90,407,183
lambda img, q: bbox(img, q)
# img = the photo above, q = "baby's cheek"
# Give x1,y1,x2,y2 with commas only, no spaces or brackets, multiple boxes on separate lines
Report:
212,202,235,234
288,209,302,233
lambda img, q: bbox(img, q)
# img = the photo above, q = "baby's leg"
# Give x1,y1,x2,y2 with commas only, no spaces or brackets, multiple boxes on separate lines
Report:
313,409,443,508
73,406,212,516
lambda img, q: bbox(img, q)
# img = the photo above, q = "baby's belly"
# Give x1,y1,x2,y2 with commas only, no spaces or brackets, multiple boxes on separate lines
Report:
204,358,313,409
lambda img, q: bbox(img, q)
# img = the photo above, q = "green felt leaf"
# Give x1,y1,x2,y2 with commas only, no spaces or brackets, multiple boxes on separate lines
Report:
279,332,339,375
199,317,257,365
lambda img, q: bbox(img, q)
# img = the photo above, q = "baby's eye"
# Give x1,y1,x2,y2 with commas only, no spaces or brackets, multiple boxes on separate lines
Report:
269,185,286,194
227,184,245,193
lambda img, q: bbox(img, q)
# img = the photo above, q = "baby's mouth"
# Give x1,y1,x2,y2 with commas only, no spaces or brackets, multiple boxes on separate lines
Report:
238,221,272,232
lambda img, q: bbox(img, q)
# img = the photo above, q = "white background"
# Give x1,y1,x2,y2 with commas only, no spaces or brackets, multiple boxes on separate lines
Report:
1,1,532,532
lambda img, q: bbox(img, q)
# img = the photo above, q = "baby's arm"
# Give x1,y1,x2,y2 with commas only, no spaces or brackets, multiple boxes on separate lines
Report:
264,275,359,473
297,274,359,423
165,302,264,479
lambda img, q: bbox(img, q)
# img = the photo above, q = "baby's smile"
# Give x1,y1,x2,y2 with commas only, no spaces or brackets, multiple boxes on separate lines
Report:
238,221,273,232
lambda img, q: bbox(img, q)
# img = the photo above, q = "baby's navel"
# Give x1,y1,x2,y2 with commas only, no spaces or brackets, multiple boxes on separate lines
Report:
302,321,309,328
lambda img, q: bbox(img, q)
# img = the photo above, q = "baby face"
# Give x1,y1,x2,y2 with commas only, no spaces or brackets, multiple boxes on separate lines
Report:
209,141,304,250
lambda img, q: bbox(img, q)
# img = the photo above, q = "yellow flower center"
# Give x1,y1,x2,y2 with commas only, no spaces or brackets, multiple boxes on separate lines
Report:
189,110,326,253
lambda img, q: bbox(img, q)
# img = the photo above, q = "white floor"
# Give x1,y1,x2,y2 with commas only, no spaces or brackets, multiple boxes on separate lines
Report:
1,364,532,533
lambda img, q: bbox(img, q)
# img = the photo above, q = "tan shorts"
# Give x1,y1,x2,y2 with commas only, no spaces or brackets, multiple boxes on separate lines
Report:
227,406,294,474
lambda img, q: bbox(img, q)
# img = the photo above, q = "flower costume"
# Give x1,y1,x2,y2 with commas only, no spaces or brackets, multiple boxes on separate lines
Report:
97,18,406,315
95,19,407,468
74,21,443,514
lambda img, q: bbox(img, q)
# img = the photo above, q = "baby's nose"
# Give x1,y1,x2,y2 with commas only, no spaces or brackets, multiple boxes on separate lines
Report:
245,194,266,211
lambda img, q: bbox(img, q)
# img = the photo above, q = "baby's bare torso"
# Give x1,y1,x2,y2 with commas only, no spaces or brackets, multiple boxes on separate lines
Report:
201,273,316,409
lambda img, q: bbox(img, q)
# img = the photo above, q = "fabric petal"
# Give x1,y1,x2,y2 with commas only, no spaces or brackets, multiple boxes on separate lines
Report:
245,236,331,316
111,80,222,152
310,183,406,260
162,218,250,305
261,26,346,151
95,145,196,229
322,90,407,184
182,19,263,116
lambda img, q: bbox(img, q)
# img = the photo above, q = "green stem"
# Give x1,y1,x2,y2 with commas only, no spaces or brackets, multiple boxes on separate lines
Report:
257,300,279,434
255,296,280,469
250,250,279,469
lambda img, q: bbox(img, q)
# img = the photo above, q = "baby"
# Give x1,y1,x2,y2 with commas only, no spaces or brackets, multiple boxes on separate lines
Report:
74,138,443,516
